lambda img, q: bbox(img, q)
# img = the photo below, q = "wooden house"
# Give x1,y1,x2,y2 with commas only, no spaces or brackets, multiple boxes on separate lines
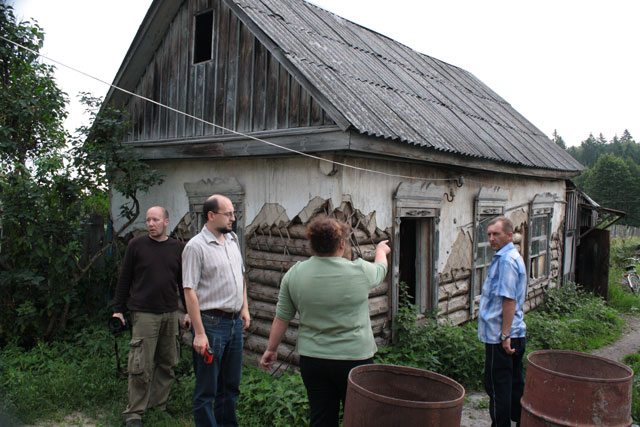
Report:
105,0,584,362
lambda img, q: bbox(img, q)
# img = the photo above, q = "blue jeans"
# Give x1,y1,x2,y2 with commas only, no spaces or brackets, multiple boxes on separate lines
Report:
192,314,244,427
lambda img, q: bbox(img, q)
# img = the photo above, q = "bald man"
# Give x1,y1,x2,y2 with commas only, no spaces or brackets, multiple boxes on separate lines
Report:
113,206,189,426
182,195,250,427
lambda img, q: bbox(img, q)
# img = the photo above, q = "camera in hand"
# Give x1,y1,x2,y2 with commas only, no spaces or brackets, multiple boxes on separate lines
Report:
108,316,130,334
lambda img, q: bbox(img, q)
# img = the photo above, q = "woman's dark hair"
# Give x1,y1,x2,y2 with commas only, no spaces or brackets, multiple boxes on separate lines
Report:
306,216,349,256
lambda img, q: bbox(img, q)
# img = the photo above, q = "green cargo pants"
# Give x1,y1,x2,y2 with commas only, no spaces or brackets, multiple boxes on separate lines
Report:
123,311,179,422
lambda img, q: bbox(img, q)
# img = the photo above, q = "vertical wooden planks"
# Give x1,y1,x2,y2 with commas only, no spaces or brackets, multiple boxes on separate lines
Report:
122,0,337,143
214,0,229,134
277,65,288,129
264,52,279,129
252,39,267,132
236,23,254,132
288,76,301,128
223,12,239,133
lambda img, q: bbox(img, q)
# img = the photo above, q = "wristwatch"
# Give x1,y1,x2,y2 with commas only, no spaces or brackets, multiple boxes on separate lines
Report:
500,333,510,341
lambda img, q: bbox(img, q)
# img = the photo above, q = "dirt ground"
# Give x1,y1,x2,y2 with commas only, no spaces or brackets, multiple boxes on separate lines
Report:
461,314,640,426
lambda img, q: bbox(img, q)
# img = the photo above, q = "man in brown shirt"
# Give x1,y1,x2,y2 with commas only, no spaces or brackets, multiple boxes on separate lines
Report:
112,206,189,426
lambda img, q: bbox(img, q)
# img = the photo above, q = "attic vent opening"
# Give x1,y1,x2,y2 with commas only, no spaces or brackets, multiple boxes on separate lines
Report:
193,11,213,64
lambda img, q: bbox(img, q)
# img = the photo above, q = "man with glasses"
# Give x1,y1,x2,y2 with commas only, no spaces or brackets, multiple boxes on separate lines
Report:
182,194,250,426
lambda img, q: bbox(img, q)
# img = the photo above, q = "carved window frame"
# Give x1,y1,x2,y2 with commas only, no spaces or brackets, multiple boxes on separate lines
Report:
527,193,555,283
392,182,444,335
184,178,245,251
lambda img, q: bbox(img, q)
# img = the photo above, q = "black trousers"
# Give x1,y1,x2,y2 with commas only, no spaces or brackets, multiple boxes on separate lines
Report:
484,338,526,427
299,355,373,427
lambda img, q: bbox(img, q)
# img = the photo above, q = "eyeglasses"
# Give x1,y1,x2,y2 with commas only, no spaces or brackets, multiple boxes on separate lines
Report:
214,211,235,219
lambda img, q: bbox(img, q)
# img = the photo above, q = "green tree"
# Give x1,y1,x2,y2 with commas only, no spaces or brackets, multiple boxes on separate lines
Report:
582,154,639,225
0,5,162,346
552,129,567,150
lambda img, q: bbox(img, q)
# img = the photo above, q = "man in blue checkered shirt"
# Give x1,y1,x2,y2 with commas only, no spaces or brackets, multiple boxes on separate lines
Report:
478,216,527,427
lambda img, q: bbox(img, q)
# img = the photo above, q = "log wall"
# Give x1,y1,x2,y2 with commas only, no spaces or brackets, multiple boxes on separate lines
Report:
245,206,392,367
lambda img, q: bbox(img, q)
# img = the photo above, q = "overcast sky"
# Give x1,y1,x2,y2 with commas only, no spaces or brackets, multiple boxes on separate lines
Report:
10,0,640,147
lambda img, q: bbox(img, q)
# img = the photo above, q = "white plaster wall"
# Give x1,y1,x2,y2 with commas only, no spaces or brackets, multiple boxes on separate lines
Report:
112,156,442,233
111,156,566,272
436,174,565,271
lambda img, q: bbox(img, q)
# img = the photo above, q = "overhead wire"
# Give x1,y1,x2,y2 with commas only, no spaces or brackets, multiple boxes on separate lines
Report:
2,33,546,189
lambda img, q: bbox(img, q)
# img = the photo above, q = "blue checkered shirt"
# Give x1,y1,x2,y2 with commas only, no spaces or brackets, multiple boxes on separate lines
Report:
478,242,527,344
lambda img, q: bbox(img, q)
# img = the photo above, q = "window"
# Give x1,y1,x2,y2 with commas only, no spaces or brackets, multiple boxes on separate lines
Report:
184,178,244,250
527,193,555,281
193,11,214,64
474,217,495,296
470,187,508,315
529,215,550,279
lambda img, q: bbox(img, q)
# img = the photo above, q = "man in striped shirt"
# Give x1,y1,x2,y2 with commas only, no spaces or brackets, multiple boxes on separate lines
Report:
183,194,250,427
478,216,527,427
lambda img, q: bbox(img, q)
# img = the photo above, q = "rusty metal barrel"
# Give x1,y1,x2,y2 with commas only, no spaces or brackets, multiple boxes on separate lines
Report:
521,350,633,426
343,364,465,427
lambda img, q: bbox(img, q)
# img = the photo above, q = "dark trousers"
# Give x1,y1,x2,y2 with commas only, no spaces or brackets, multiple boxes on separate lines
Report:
299,356,373,427
484,338,526,427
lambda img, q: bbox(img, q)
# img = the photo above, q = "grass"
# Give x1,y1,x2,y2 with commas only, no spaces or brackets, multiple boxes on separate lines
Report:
0,324,308,426
610,236,640,422
2,238,640,425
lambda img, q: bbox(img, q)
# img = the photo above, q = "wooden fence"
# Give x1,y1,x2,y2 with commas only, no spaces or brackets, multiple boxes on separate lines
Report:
610,224,640,239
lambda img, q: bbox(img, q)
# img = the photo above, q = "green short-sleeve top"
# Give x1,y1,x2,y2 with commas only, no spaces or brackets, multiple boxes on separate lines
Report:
276,256,387,360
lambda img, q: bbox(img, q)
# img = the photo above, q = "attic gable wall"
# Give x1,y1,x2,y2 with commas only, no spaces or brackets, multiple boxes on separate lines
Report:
124,0,335,143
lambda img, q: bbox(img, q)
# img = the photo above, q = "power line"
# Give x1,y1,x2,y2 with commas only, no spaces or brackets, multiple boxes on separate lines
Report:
0,33,475,186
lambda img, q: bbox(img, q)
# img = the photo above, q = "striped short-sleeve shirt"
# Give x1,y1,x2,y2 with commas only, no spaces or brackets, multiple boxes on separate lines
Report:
182,226,245,312
477,242,527,344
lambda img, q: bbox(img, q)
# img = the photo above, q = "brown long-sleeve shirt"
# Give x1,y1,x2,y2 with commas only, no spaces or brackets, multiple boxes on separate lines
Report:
114,235,185,314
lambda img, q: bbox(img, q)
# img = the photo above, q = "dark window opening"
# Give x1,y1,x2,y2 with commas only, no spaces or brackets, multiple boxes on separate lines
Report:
193,11,213,64
399,219,418,305
398,218,433,312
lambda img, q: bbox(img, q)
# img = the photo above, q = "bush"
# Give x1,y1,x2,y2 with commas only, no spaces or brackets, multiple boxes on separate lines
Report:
0,328,128,423
608,237,640,313
526,282,623,351
0,324,194,426
237,367,309,426
622,352,640,422
375,284,484,390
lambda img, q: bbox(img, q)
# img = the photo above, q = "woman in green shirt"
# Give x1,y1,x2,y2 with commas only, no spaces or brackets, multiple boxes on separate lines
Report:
260,216,390,427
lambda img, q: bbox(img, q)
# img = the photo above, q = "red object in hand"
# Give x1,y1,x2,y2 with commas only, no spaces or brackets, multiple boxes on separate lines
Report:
203,347,214,364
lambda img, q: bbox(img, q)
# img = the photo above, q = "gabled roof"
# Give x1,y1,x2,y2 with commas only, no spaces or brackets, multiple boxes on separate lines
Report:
106,0,583,173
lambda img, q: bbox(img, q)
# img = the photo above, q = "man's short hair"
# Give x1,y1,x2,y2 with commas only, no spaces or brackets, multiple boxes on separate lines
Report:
203,196,220,220
487,216,513,234
148,206,169,219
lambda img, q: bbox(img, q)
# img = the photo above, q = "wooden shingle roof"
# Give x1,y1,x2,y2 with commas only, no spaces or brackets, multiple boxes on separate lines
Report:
230,0,583,172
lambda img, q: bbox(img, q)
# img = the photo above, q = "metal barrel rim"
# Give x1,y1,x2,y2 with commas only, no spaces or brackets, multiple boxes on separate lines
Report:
347,364,465,409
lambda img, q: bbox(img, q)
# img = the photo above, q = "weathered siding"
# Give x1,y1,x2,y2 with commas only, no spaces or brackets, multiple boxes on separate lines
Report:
111,154,566,361
125,0,334,143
